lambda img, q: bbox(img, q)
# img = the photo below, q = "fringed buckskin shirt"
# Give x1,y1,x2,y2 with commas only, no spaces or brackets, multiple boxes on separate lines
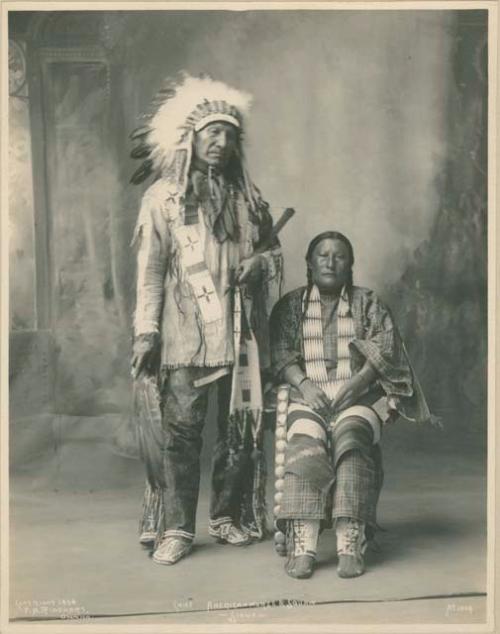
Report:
270,286,431,424
133,174,282,369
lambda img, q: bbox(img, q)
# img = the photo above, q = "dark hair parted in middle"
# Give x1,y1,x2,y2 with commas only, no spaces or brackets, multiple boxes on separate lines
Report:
305,231,354,289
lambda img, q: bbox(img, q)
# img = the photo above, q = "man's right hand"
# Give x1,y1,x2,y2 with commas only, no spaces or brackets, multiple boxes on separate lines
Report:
131,333,160,379
299,378,332,419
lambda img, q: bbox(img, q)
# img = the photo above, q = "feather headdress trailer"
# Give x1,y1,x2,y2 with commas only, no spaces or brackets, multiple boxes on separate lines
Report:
130,73,253,185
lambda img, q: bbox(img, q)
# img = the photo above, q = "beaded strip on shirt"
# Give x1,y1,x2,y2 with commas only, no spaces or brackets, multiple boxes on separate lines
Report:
172,223,223,324
229,286,263,426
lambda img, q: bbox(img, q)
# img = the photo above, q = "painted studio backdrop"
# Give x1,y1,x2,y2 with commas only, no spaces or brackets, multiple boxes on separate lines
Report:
7,8,488,623
9,10,487,456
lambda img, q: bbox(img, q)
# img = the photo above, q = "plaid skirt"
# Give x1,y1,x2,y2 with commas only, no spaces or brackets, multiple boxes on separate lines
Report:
276,402,384,530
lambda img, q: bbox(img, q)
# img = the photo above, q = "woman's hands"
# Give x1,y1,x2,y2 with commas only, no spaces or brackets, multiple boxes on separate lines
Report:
332,361,377,414
282,364,332,417
331,374,367,413
299,373,370,419
282,360,377,419
299,378,332,418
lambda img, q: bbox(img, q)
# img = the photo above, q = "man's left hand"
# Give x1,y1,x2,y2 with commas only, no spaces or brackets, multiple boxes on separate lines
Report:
131,332,160,380
236,254,266,284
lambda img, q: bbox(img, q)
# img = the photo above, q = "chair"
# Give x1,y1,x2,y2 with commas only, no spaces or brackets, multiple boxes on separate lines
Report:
273,384,291,556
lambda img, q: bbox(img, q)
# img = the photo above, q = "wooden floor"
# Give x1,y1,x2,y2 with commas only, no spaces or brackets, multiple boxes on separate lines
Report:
8,422,489,629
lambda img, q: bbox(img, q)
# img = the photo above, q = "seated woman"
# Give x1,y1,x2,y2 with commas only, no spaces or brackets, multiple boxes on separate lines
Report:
270,231,432,580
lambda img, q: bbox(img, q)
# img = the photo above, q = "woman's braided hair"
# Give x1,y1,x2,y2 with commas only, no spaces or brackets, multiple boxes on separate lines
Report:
303,231,355,319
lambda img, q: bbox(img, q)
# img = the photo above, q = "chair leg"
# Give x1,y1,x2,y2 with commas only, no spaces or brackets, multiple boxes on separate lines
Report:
273,384,290,556
274,529,287,556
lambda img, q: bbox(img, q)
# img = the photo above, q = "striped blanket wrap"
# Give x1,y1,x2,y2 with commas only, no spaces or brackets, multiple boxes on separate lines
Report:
273,285,385,533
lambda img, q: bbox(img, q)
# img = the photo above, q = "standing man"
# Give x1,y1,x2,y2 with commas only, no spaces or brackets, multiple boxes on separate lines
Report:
130,74,282,565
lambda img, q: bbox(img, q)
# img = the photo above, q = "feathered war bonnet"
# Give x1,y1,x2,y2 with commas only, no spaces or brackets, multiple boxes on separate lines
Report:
130,73,260,206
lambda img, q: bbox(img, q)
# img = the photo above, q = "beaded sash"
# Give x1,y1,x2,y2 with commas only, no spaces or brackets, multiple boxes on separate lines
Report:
302,284,355,401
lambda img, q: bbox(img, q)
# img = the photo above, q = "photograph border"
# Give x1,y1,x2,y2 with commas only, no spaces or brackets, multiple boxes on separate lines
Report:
1,2,497,632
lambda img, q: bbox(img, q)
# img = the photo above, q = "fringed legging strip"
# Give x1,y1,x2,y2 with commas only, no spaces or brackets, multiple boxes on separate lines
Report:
139,481,166,548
